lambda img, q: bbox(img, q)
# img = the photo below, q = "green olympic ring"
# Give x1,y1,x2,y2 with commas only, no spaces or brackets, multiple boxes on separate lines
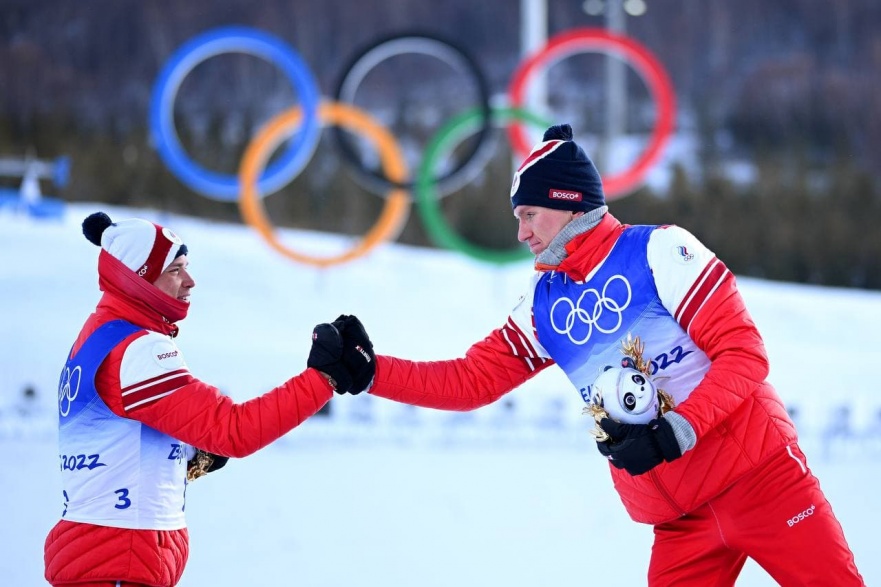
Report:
415,106,553,265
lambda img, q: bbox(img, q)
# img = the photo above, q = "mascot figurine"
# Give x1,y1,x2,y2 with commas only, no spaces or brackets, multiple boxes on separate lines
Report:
584,334,675,441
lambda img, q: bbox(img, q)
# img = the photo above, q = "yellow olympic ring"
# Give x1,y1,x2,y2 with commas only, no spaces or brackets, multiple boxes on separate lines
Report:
238,102,411,268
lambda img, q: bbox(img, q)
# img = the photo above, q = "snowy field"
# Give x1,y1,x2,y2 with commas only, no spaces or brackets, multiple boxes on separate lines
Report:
1,204,879,586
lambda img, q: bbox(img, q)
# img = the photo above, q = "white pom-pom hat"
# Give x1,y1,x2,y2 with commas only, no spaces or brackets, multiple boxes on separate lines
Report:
82,212,187,283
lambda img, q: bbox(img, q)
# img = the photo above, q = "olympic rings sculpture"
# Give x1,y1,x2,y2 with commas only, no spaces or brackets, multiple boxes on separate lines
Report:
238,102,410,268
415,106,552,265
150,27,321,201
507,28,675,199
332,32,493,196
150,26,676,267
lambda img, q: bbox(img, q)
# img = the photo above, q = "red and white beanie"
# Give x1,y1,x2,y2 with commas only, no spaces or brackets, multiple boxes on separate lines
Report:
82,211,188,283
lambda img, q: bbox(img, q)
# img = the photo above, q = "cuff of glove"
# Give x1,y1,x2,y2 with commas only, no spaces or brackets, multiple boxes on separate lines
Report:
362,375,375,394
318,371,339,391
664,411,697,454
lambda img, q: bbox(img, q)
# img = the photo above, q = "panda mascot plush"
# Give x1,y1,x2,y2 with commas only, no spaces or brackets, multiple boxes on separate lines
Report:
584,334,675,441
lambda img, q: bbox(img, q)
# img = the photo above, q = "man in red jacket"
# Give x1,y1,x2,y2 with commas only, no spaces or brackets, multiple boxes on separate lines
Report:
45,211,371,587
330,125,864,585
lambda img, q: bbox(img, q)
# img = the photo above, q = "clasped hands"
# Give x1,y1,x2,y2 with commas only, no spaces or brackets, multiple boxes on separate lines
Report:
307,314,376,394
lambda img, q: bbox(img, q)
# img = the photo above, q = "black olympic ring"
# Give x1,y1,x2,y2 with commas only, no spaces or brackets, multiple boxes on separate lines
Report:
331,32,493,196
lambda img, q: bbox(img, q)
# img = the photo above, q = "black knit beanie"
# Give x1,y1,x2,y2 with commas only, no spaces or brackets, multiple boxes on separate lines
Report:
510,124,605,213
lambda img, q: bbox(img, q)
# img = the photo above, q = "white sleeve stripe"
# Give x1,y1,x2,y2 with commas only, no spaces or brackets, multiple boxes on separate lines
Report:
516,332,536,358
123,389,180,411
505,317,540,358
121,372,190,396
500,325,519,355
510,327,536,358
503,323,533,358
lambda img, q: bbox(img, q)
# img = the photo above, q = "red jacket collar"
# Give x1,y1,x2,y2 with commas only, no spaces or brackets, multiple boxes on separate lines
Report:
97,250,186,336
534,213,627,281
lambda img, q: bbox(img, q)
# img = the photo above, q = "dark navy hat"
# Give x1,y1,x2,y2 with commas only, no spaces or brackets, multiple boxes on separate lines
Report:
510,124,605,213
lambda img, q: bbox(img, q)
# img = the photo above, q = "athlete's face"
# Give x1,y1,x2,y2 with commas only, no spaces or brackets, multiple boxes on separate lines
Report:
514,205,583,255
153,256,195,304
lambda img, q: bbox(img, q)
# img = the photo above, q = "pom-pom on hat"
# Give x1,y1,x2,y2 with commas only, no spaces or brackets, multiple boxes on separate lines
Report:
82,212,188,283
510,123,605,213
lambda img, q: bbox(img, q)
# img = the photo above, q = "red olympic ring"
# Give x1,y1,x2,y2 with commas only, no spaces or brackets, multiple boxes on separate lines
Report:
507,28,676,200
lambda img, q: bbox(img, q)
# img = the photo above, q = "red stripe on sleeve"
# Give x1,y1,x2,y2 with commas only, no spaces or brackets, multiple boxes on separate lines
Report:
675,259,716,322
676,260,731,333
120,368,190,393
122,372,194,411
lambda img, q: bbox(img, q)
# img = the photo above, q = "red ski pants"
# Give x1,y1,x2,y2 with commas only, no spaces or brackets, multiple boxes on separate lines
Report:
648,444,864,586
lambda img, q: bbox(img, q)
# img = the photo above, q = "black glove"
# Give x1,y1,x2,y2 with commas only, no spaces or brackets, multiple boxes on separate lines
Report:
186,449,229,482
208,454,229,472
595,417,682,476
307,322,353,393
332,314,376,394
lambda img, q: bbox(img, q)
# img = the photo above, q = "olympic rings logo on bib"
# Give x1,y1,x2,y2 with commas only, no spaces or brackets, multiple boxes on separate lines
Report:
58,365,82,418
549,275,632,344
150,27,676,267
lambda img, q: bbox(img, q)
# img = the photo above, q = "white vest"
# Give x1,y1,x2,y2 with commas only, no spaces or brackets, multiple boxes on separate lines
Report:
510,225,718,407
57,320,192,530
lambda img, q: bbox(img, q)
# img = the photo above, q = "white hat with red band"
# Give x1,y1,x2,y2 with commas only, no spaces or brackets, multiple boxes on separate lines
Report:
82,211,187,283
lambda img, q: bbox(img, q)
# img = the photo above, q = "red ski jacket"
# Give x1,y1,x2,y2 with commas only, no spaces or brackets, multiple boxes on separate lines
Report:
45,254,333,586
369,213,797,524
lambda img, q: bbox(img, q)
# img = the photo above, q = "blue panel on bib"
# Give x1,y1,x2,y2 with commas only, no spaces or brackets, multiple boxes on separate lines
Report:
58,320,141,425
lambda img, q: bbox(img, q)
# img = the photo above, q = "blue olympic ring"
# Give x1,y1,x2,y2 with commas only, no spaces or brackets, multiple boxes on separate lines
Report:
149,26,321,201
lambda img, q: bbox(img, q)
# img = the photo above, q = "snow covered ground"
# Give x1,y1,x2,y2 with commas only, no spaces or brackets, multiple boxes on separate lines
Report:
1,204,879,585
